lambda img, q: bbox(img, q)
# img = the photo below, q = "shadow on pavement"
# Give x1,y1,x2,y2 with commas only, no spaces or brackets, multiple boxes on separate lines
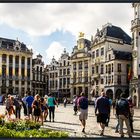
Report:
54,121,80,126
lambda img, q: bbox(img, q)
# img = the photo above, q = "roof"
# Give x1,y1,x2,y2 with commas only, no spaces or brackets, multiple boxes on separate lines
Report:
0,37,30,51
93,24,132,45
113,50,132,60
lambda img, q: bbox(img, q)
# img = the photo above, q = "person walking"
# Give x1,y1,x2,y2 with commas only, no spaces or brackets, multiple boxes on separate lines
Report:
63,97,67,108
47,93,57,122
127,96,134,133
77,92,88,133
73,95,79,115
116,93,132,138
95,89,110,136
26,91,34,120
44,95,48,122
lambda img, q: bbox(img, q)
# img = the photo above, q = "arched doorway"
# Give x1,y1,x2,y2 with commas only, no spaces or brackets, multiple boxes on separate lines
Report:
106,89,113,99
115,89,122,99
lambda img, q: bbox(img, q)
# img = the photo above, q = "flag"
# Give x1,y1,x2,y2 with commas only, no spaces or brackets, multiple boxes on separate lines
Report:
127,64,132,81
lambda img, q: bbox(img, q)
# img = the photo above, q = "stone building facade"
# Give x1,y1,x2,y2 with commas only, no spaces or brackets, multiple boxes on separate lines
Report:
32,54,47,97
91,23,132,99
0,37,33,96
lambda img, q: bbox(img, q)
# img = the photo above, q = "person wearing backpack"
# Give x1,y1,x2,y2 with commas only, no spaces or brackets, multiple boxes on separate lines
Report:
116,93,132,138
77,92,88,133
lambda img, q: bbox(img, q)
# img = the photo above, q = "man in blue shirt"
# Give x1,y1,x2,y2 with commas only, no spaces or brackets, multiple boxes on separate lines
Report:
77,92,88,133
26,91,34,120
95,89,110,136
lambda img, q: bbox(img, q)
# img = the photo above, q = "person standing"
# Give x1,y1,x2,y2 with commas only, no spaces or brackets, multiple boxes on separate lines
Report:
26,91,34,120
63,97,67,108
47,93,57,122
32,94,42,125
95,89,110,136
13,96,22,119
77,92,88,133
73,95,79,115
22,94,28,116
116,93,132,138
127,96,134,133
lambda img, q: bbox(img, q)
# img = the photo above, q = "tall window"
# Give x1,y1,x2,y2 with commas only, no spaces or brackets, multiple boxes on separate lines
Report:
92,66,94,75
112,63,114,72
96,65,98,73
9,55,13,64
78,61,82,70
96,49,99,57
84,61,88,69
78,71,82,82
109,54,111,60
117,75,121,84
73,62,76,70
101,64,104,74
2,54,6,63
101,48,104,56
106,65,108,73
118,63,121,72
63,69,66,75
92,51,95,58
67,68,70,75
84,71,88,82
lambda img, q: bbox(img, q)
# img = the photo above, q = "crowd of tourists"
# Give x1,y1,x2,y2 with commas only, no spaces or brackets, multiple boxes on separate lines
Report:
2,89,135,138
5,91,58,125
73,89,134,138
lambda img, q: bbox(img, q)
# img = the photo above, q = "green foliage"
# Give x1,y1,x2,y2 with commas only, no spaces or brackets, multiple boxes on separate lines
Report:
4,120,41,131
0,127,68,138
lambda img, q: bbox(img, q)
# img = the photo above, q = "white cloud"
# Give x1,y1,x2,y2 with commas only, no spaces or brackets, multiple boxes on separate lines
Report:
45,41,65,63
0,3,133,39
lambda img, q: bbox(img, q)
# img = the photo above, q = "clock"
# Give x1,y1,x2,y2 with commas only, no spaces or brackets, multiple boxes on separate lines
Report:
132,50,137,58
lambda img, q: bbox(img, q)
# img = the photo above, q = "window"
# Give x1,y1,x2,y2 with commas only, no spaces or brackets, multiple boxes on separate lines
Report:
108,64,111,74
9,55,13,64
106,65,108,73
118,63,121,72
112,75,113,83
60,70,62,76
73,62,76,70
63,78,66,86
63,69,66,75
92,66,94,74
84,71,88,82
112,64,114,72
101,64,104,74
96,49,99,57
78,61,82,70
96,65,98,73
117,75,121,84
108,76,111,84
109,54,111,60
106,76,107,84
101,79,104,84
84,61,88,69
60,79,62,88
92,51,95,58
27,58,30,65
78,71,82,82
63,60,66,66
139,32,140,36
2,54,6,63
101,48,104,56
67,68,70,75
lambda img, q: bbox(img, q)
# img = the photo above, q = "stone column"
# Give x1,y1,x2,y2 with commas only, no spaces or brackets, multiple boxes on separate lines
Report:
25,57,27,92
30,57,32,92
19,56,21,96
0,55,2,95
6,55,9,94
13,56,15,94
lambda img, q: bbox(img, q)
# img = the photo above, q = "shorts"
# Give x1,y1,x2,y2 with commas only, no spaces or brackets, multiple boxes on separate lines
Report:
28,106,32,114
97,113,108,124
79,108,88,120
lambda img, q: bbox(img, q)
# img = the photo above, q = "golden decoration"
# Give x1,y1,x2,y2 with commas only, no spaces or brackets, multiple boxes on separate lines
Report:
79,32,85,38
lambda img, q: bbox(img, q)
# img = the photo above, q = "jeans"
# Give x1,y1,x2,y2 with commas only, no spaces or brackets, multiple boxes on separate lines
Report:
49,106,55,121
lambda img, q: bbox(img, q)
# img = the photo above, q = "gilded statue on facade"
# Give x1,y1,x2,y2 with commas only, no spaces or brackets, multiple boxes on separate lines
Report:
79,32,84,38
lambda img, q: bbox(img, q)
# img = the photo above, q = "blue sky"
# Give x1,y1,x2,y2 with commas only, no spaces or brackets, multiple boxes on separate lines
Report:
0,3,133,64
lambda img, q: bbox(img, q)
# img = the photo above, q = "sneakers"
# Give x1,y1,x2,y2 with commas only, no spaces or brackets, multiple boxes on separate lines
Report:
82,128,85,133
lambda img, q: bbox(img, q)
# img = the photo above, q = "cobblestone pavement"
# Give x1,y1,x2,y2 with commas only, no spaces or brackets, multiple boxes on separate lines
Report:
1,104,140,138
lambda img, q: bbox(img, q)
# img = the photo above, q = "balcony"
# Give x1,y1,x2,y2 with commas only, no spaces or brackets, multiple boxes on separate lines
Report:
131,18,140,29
92,73,100,79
